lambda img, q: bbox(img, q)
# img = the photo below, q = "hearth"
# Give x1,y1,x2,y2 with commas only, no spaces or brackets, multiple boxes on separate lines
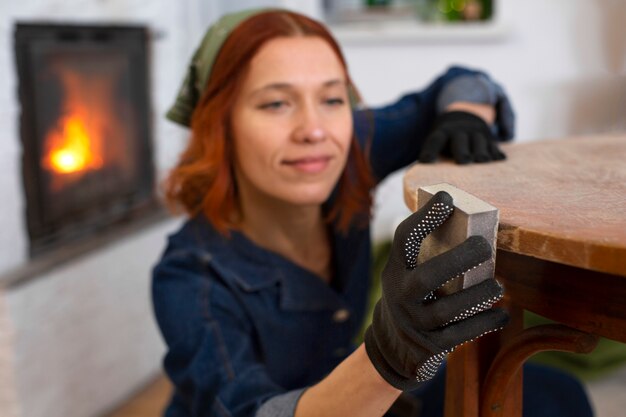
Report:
14,23,157,257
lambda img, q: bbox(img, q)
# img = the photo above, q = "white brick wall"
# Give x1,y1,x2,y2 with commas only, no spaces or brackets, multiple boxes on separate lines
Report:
4,219,180,417
0,0,198,273
0,2,199,417
0,291,21,417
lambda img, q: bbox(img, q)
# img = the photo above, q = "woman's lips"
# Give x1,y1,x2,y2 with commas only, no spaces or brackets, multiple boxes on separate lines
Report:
282,155,332,174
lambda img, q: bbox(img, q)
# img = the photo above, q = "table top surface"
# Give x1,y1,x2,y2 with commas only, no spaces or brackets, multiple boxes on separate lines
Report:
403,134,626,276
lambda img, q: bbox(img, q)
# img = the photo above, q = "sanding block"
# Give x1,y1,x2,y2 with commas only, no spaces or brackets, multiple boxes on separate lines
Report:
416,183,499,293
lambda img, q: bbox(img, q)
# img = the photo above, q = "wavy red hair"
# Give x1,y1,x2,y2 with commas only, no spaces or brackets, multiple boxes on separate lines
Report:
163,10,374,234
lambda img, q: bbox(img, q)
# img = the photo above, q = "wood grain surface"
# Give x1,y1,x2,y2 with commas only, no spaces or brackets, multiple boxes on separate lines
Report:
404,134,626,276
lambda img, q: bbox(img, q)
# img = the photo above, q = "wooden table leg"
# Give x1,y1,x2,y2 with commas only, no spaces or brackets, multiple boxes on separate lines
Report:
444,279,600,417
444,295,524,417
480,323,599,417
444,342,481,417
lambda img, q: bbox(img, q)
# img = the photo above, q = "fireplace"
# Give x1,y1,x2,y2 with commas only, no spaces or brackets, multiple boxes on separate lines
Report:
14,23,158,257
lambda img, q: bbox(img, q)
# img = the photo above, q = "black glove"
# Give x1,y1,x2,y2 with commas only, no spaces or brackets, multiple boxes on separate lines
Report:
419,111,506,164
364,191,509,391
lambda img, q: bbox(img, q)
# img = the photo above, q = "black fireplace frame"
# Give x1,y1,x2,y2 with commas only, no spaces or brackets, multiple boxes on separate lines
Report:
14,22,159,257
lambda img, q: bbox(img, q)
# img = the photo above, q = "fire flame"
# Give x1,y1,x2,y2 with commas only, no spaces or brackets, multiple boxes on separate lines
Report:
40,60,126,192
39,54,135,193
44,114,103,174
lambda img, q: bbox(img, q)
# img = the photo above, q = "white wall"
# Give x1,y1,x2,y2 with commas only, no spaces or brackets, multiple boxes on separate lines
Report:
3,220,178,417
0,1,203,416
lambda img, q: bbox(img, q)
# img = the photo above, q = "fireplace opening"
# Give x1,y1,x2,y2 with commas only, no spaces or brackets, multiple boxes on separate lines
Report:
15,23,158,257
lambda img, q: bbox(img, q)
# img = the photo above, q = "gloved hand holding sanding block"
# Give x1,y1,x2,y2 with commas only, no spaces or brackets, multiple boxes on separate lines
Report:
416,182,499,294
364,186,507,390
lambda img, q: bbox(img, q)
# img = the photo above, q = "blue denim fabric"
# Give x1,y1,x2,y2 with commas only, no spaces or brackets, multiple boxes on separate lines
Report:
152,216,372,417
151,66,524,417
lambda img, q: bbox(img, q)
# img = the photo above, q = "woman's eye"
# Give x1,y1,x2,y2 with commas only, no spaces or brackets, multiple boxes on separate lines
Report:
324,97,345,106
258,101,287,110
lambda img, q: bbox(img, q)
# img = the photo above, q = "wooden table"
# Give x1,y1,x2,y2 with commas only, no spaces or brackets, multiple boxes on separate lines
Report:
403,134,626,417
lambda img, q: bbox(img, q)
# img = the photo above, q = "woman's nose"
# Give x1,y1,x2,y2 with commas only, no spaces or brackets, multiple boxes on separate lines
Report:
292,105,327,143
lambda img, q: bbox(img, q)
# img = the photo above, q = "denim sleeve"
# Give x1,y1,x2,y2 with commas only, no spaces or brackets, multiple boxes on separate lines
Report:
353,66,515,182
152,246,297,417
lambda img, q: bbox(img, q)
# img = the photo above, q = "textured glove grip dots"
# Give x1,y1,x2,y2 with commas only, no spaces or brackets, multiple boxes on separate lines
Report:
364,191,508,391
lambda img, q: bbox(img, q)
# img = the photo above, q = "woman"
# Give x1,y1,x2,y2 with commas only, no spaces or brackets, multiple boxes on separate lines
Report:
152,9,593,417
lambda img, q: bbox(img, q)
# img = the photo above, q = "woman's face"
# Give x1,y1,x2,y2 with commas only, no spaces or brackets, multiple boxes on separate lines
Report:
230,36,353,209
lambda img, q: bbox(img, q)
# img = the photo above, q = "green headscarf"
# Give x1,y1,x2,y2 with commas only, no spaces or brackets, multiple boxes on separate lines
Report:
165,8,269,127
166,8,360,127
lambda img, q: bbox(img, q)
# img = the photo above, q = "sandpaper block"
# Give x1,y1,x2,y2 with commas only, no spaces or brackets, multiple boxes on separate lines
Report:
416,183,499,293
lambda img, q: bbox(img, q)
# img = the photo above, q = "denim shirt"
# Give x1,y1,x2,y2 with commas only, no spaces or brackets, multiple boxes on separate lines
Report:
151,66,514,417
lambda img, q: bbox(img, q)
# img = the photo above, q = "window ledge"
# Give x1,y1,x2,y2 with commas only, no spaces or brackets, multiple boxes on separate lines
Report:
329,20,512,44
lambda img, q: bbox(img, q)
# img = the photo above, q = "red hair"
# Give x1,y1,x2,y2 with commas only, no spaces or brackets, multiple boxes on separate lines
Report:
163,10,375,234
